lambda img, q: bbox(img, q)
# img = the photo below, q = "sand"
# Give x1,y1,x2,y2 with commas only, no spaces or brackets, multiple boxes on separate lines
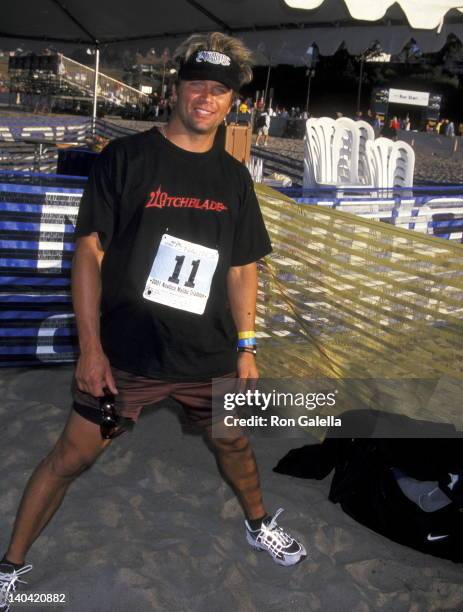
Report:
1,365,463,611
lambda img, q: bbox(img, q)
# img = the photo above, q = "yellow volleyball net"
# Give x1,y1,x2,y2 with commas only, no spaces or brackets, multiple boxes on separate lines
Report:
254,185,463,433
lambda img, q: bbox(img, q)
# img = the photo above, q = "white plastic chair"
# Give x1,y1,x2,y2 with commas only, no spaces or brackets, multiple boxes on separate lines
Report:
355,119,375,185
365,137,393,190
365,138,415,194
333,117,361,184
303,117,336,187
247,155,263,183
389,140,415,190
303,117,362,189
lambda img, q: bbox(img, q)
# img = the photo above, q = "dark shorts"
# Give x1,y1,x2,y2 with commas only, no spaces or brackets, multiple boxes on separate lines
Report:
72,366,236,430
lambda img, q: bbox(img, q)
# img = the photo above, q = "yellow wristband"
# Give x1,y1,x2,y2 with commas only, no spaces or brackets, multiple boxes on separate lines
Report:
238,331,255,339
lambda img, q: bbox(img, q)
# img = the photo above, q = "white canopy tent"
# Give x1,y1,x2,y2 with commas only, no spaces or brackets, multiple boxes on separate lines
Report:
2,0,463,125
3,1,463,61
285,1,463,31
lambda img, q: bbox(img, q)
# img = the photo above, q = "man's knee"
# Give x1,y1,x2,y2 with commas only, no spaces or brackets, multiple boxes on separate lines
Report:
46,436,103,479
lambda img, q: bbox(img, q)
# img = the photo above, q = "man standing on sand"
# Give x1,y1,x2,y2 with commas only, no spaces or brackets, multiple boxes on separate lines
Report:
256,108,271,147
0,32,306,608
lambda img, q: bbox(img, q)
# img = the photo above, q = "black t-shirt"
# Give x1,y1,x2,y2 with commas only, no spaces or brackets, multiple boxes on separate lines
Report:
75,128,272,380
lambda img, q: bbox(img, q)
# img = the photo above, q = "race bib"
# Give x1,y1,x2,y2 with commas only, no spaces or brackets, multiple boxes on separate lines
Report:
143,234,219,315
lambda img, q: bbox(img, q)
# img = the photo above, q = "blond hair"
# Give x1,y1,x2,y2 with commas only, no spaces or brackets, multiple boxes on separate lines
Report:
173,32,253,88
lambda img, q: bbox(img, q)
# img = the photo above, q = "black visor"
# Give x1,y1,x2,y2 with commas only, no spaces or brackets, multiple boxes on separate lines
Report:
178,50,242,92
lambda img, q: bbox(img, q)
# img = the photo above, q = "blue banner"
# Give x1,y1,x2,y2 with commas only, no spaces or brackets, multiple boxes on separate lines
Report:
0,176,84,365
0,116,90,143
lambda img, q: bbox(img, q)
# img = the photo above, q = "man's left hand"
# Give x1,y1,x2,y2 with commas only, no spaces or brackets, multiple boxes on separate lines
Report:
236,352,259,379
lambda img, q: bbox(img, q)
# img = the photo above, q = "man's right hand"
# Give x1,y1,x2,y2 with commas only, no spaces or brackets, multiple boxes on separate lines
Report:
72,233,115,398
75,348,118,397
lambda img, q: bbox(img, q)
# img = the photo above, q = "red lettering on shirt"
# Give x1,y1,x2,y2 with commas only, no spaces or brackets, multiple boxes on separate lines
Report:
145,186,163,208
144,186,228,212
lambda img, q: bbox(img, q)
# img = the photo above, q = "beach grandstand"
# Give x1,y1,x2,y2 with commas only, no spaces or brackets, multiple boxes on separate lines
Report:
4,52,148,113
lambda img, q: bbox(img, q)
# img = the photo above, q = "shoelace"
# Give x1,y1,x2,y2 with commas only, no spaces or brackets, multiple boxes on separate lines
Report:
256,508,294,555
0,564,33,606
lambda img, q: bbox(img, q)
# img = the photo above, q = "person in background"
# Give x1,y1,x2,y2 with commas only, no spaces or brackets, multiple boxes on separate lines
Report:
381,117,398,140
150,92,160,118
239,99,249,114
256,108,271,147
390,116,400,131
158,97,167,121
445,119,455,137
256,96,265,112
238,98,252,125
366,109,375,126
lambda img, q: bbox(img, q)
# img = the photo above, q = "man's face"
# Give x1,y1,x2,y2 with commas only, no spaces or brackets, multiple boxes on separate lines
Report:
175,79,234,135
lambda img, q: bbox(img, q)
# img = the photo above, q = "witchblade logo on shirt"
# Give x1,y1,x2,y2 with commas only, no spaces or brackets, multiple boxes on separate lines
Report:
195,50,231,66
145,185,228,212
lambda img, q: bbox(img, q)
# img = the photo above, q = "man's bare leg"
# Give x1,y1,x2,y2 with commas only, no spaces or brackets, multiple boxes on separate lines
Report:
205,430,266,521
204,429,307,566
4,411,112,565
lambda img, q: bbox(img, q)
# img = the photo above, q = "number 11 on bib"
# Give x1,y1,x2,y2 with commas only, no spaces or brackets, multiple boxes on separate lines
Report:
143,234,219,315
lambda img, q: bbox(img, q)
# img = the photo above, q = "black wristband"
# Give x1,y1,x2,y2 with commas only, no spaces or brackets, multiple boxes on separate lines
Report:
237,346,257,355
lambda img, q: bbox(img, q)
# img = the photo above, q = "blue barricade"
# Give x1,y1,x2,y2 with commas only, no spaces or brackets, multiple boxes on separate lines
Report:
0,174,85,365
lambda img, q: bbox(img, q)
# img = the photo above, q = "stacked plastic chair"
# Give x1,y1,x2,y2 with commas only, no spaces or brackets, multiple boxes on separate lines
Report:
303,117,415,195
303,117,361,188
303,117,375,191
365,138,415,195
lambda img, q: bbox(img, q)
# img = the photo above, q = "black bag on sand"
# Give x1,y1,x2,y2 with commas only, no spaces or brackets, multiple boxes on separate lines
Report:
273,437,342,480
274,436,463,563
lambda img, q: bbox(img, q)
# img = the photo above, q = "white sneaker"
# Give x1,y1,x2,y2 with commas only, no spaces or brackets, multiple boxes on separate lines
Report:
0,563,33,612
245,508,307,566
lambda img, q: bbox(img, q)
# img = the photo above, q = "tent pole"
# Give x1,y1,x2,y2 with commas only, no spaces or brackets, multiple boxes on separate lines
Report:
356,54,365,114
263,64,271,107
305,70,314,114
92,46,100,136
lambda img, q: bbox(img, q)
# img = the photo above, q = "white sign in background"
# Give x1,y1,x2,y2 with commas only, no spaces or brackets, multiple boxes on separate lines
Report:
388,88,430,107
38,193,79,271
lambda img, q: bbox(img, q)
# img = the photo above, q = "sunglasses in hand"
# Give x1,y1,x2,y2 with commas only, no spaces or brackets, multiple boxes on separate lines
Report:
99,392,127,440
